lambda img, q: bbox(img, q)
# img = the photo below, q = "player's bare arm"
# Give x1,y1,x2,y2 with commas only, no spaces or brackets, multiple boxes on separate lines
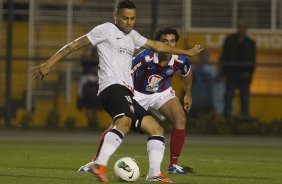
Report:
182,71,193,112
32,35,91,80
142,39,203,57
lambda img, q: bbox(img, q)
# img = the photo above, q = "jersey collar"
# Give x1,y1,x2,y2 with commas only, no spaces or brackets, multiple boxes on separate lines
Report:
153,52,178,66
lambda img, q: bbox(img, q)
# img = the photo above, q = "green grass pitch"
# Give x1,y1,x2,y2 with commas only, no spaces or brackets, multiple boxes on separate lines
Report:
0,138,282,184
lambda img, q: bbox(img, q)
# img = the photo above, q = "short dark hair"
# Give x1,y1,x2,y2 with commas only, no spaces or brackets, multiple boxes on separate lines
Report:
154,26,180,42
116,0,136,12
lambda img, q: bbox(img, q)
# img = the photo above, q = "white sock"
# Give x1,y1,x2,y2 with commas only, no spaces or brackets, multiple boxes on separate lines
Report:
95,129,123,165
147,136,165,177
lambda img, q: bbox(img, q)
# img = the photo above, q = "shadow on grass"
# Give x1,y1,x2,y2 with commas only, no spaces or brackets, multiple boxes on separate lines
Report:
195,173,275,181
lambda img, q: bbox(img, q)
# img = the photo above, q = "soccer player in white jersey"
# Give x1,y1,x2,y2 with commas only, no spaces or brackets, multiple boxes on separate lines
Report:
32,0,203,183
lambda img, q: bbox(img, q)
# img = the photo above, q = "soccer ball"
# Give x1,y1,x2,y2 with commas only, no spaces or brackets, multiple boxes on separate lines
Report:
113,157,140,182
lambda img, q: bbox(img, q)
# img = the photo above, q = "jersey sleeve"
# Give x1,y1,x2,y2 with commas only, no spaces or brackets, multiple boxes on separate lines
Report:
131,30,147,49
131,50,147,74
178,55,191,76
86,23,109,46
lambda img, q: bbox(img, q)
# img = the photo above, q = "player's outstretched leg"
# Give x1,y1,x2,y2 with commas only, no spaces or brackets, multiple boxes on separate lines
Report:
78,128,110,173
141,115,176,183
80,128,124,182
146,136,176,183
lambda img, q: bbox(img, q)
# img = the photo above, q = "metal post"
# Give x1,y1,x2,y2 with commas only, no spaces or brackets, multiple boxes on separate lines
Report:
182,0,191,31
0,0,3,109
281,0,282,29
182,0,191,49
151,0,158,38
271,0,277,30
5,0,14,127
66,0,73,104
27,0,35,112
232,0,238,28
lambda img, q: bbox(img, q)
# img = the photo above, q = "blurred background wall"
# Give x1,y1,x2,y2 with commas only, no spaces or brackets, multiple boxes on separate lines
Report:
0,0,281,128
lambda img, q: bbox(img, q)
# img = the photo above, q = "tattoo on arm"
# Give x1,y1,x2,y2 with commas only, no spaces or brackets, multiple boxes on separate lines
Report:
62,35,90,56
47,35,91,66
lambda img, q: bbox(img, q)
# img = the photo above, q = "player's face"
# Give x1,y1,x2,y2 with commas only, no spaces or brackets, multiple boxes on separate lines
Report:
159,34,177,57
159,34,177,48
115,8,136,34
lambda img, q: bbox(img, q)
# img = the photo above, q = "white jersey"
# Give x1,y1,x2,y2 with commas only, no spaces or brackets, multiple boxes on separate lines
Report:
86,22,147,94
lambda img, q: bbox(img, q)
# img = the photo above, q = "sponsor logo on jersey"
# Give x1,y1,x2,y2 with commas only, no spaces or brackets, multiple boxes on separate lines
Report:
146,74,163,92
131,62,142,74
118,46,134,56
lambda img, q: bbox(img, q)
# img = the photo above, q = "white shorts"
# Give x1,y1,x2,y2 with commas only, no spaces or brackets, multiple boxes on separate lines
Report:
133,87,177,110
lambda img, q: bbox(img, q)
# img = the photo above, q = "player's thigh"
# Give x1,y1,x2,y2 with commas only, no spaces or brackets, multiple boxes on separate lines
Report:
98,84,135,132
159,98,186,129
140,115,164,136
133,90,151,110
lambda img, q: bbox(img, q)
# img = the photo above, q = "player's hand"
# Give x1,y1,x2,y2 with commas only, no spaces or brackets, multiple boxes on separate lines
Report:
183,93,192,112
32,63,51,80
186,45,204,57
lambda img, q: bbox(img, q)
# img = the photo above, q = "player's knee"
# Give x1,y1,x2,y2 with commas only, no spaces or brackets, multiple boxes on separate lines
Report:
174,112,186,129
179,113,186,125
149,122,164,136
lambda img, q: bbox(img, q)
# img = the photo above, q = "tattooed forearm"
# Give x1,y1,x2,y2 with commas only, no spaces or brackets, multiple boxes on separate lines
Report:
45,35,91,67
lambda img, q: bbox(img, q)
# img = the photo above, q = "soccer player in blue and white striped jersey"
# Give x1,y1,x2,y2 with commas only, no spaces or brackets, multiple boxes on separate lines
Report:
132,26,194,174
